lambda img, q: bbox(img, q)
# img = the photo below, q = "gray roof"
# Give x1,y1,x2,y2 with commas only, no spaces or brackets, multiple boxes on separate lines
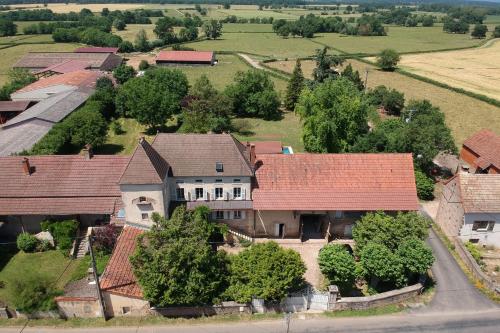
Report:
3,89,90,128
459,173,500,213
13,52,122,71
0,119,52,156
10,84,76,102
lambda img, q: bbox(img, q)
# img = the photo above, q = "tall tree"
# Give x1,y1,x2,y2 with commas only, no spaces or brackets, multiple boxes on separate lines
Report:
341,64,364,91
318,244,357,291
203,19,223,40
284,59,305,111
0,19,16,36
471,24,487,38
154,16,176,43
134,29,150,52
116,68,188,129
295,77,369,153
131,206,230,306
376,49,400,71
313,47,344,83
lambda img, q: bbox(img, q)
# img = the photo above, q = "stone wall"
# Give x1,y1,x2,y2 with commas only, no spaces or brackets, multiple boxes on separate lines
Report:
55,297,101,319
151,302,251,317
334,284,423,311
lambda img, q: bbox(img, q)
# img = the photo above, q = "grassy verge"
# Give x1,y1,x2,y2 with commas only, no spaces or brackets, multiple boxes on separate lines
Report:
323,304,402,318
431,223,500,303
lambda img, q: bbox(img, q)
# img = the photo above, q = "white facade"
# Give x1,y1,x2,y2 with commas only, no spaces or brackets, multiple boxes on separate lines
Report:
459,213,500,247
168,176,251,202
120,183,170,228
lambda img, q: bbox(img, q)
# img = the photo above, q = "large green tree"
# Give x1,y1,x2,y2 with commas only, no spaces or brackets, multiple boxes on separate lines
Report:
352,212,430,254
134,28,151,52
225,70,281,120
312,47,344,83
116,68,188,129
318,244,357,291
113,64,136,84
203,19,223,39
131,206,229,306
225,241,306,303
295,77,369,153
154,16,176,43
359,242,406,288
376,49,400,71
284,59,305,111
0,19,16,36
66,101,108,147
396,238,434,278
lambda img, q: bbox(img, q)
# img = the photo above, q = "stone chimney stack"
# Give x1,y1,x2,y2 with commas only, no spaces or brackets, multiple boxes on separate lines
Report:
22,157,31,175
250,144,256,166
83,144,93,160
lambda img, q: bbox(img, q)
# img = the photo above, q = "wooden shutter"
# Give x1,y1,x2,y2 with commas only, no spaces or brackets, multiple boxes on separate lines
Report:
242,188,246,200
241,211,246,219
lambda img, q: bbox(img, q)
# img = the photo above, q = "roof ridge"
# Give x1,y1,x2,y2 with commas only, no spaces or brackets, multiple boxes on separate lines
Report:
229,134,253,175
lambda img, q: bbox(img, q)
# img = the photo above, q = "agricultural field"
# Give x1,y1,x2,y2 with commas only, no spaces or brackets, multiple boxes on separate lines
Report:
0,42,80,86
223,23,274,33
11,3,146,13
314,25,486,55
265,58,500,147
399,39,500,101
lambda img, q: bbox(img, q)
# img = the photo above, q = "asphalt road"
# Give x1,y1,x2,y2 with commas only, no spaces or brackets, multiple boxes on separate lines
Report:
1,219,498,333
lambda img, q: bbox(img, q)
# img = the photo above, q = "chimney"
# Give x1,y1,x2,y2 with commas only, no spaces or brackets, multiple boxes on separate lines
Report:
250,144,256,166
22,157,31,175
139,136,145,144
83,144,93,160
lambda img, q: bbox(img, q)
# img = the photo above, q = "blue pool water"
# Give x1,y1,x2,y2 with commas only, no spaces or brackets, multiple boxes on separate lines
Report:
282,147,291,154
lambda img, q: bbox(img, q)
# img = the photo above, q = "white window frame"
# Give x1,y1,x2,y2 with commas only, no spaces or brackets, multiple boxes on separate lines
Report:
195,187,204,200
215,187,224,200
472,221,495,232
233,187,242,199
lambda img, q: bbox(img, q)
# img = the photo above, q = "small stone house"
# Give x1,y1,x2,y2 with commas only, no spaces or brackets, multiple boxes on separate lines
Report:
436,173,500,247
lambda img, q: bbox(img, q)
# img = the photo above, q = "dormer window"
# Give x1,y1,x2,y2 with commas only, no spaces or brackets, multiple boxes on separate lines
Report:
216,162,223,173
233,178,241,183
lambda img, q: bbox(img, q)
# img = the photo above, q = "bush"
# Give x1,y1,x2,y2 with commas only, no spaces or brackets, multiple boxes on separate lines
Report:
318,244,357,289
415,170,435,200
16,233,39,253
41,220,78,251
231,118,253,134
138,60,150,71
110,119,124,135
93,225,120,254
376,49,400,71
37,239,52,252
465,242,483,266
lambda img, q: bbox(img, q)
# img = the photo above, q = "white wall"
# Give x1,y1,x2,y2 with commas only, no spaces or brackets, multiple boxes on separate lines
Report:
460,213,500,247
102,292,150,317
168,176,252,202
120,184,167,228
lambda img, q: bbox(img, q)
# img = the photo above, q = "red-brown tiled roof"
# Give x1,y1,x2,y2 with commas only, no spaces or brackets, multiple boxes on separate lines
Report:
252,153,418,211
155,50,214,63
0,101,31,113
252,141,283,154
462,129,500,171
0,155,129,215
75,47,119,54
100,226,144,299
33,60,91,75
15,70,108,94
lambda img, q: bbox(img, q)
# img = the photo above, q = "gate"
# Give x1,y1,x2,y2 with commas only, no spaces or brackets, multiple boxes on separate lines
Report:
308,290,329,311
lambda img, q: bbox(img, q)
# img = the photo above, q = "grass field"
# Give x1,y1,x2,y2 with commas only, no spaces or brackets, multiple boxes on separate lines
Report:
314,25,486,54
113,24,157,42
223,23,273,33
0,42,80,86
266,58,500,147
0,249,83,307
12,3,146,13
399,38,500,101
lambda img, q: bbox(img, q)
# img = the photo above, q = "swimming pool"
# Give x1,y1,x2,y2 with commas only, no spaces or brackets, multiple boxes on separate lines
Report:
282,146,293,154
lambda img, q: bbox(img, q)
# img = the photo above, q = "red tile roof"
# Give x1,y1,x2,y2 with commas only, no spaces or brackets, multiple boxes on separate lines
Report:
462,129,500,171
100,226,144,299
155,50,214,63
33,60,91,75
15,70,108,94
75,47,119,54
0,155,129,215
0,101,31,113
252,141,283,154
252,153,418,211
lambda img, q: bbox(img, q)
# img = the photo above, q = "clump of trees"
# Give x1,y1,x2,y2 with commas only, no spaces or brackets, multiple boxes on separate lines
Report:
0,68,36,101
0,18,16,36
179,75,233,134
376,49,400,71
225,70,281,120
319,212,433,293
116,68,189,130
203,19,223,39
443,17,470,34
366,85,405,116
471,24,487,38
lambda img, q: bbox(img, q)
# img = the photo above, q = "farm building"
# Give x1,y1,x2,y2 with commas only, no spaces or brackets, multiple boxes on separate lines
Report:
460,129,500,174
75,47,119,54
155,51,216,66
0,101,34,124
13,52,122,72
33,60,91,78
436,173,500,247
0,152,129,236
0,70,110,156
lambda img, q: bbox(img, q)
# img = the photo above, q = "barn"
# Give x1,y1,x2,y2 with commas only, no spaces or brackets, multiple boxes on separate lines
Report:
155,50,216,66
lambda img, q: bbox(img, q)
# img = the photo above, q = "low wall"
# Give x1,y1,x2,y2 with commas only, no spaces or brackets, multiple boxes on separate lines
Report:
334,283,423,311
453,239,500,294
55,297,101,319
151,302,251,317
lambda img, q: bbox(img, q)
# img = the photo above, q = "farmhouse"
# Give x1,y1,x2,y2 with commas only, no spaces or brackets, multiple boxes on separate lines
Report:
436,173,500,247
119,133,418,240
155,50,216,66
460,129,500,174
13,52,122,72
0,70,110,156
0,151,129,236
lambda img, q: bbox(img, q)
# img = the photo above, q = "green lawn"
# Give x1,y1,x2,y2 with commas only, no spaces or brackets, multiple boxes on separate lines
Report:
315,25,485,55
0,250,83,307
185,33,326,58
98,118,153,156
223,23,274,33
113,24,157,42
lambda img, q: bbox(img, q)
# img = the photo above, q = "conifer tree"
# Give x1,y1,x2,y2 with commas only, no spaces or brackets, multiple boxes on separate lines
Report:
284,59,305,111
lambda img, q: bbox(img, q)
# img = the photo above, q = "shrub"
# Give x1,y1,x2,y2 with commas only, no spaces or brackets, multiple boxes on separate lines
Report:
93,225,120,254
231,118,253,134
376,49,400,71
465,242,483,266
415,170,435,200
16,233,39,253
138,60,150,71
37,239,52,252
110,119,124,135
318,244,357,289
41,220,78,251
